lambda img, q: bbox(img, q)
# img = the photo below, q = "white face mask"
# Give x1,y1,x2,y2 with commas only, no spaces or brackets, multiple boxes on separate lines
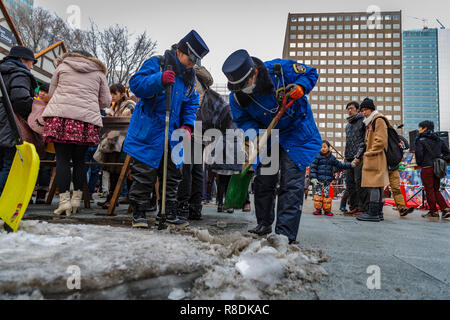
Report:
241,83,256,94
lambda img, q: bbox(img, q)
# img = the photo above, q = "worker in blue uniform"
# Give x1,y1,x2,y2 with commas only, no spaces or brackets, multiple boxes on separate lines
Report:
222,49,322,244
124,30,209,229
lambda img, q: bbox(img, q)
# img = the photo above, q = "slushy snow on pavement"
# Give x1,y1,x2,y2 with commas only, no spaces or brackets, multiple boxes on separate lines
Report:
0,220,329,300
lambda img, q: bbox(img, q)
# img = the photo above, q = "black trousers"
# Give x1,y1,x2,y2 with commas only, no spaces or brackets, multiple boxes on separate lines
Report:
206,165,216,200
254,147,306,242
345,162,368,211
108,172,120,199
368,187,384,203
0,146,16,195
216,174,232,206
129,156,182,210
54,143,88,193
177,138,204,207
340,189,349,209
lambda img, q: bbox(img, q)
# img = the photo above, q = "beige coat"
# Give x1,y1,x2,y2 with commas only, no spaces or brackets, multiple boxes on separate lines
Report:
194,65,214,106
42,52,111,127
107,99,136,117
361,112,390,188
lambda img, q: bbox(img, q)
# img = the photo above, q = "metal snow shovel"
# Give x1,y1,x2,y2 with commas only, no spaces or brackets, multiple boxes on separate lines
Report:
158,66,174,231
224,96,295,210
0,74,40,233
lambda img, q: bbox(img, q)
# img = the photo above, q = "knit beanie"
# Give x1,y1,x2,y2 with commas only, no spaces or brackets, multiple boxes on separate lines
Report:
360,98,376,111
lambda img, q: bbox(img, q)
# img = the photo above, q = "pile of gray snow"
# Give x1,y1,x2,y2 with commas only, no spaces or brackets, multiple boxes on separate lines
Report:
0,221,328,300
191,232,329,300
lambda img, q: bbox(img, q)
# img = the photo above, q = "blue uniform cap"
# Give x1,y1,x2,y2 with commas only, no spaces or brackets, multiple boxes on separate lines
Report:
222,49,255,91
178,30,209,66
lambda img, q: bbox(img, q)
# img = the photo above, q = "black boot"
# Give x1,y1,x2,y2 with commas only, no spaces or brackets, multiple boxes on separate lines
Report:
131,204,148,229
156,200,162,220
35,190,47,205
147,193,157,212
177,202,190,221
248,225,263,234
189,204,203,221
379,204,384,221
249,224,272,236
166,201,189,227
357,202,381,222
255,225,272,236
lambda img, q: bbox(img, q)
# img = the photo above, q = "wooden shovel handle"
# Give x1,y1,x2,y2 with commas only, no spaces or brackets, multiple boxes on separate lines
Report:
244,97,295,172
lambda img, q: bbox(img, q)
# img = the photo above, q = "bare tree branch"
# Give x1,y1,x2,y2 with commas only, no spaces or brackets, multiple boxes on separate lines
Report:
10,7,157,85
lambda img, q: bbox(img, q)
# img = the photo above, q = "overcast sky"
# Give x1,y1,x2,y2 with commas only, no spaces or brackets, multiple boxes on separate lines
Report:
34,0,450,84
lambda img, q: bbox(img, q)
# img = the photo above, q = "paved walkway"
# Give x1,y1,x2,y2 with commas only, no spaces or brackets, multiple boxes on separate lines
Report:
25,197,450,300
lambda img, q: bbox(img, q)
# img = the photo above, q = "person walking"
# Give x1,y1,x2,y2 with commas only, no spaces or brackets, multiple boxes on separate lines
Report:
124,30,209,228
42,50,111,217
222,49,322,244
354,98,389,222
344,101,367,216
310,140,352,216
0,46,38,196
388,133,414,217
415,120,450,219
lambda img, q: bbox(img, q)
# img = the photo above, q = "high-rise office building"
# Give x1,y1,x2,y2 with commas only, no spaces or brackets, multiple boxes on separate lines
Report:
211,83,230,103
4,0,33,16
438,29,450,133
402,28,450,135
402,29,439,135
283,11,403,154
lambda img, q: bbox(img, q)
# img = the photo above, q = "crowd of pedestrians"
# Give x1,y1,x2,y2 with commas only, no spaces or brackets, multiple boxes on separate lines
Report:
1,42,449,242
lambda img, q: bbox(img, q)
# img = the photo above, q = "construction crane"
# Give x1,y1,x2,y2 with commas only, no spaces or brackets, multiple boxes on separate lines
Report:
436,18,446,29
408,16,429,30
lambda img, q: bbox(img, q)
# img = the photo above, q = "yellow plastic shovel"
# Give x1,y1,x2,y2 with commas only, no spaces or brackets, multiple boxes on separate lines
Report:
0,74,40,232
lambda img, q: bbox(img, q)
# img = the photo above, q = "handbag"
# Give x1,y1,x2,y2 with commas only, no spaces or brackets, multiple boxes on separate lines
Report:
93,144,105,163
14,112,45,157
421,139,447,179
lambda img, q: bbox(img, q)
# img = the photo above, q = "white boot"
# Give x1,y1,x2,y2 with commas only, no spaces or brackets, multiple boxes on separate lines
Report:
54,192,72,217
71,190,83,214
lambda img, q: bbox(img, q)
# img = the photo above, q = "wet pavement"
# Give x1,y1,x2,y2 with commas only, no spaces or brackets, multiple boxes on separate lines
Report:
24,196,450,300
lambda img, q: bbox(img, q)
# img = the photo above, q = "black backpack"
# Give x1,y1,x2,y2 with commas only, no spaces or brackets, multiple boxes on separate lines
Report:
372,117,404,169
420,138,448,179
197,86,234,134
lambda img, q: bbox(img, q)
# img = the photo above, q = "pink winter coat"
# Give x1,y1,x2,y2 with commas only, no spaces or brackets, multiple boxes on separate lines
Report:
42,52,111,127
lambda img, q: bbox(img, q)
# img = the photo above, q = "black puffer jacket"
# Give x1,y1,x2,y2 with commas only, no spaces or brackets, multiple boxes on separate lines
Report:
310,152,352,182
0,58,37,148
344,113,366,161
415,130,450,168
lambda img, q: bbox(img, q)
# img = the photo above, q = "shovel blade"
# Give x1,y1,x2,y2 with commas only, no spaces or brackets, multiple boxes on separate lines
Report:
0,142,40,232
224,171,253,210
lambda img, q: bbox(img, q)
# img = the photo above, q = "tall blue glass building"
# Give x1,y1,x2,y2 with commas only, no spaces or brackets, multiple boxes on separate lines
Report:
403,29,439,135
4,0,34,16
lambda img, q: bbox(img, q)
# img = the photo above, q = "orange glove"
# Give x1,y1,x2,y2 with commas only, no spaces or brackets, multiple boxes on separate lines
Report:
287,84,304,100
